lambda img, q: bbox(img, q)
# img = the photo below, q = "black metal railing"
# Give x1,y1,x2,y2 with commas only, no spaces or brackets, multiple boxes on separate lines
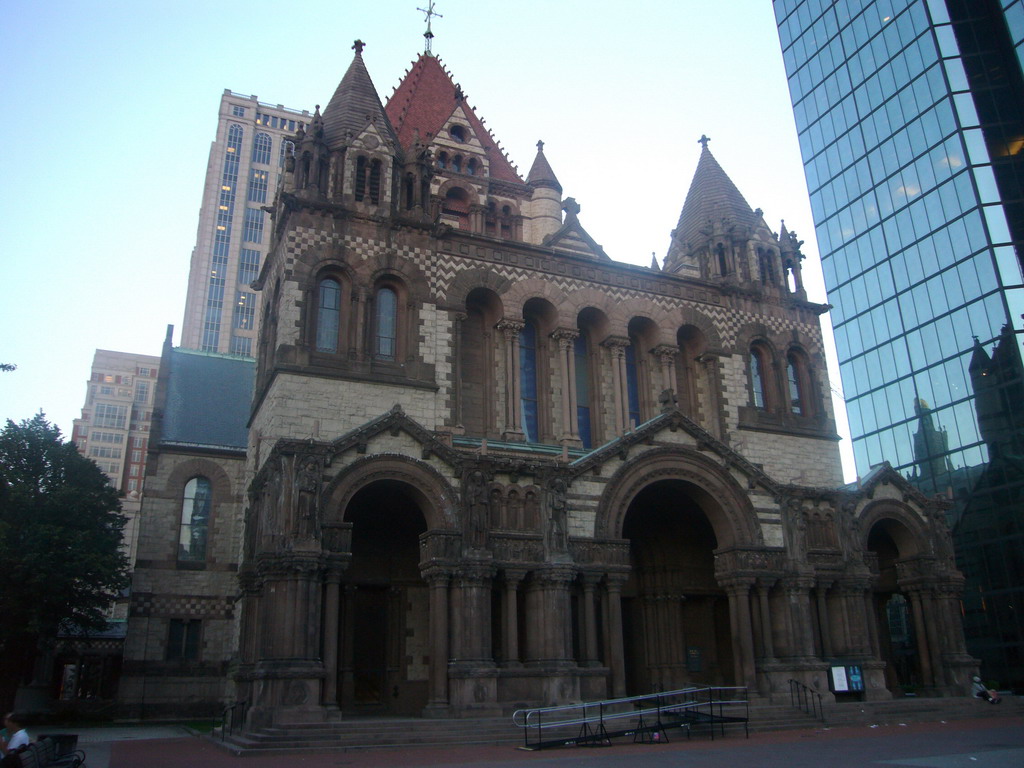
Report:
220,700,247,740
788,679,826,722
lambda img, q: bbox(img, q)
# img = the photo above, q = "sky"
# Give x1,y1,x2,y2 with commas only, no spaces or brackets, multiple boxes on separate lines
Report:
0,0,855,479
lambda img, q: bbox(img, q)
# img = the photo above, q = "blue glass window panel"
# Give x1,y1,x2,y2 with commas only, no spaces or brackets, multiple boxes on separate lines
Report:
252,132,272,165
316,279,341,353
375,288,397,360
519,323,539,442
179,477,211,562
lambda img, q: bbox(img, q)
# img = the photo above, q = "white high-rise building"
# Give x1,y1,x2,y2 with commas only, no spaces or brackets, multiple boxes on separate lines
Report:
180,91,310,355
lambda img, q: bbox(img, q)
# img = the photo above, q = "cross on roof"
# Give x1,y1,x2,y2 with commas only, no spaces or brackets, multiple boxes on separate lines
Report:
352,39,365,55
537,140,545,151
698,134,711,149
418,1,443,55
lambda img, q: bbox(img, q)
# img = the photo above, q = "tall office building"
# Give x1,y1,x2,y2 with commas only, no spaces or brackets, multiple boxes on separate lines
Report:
180,91,311,356
775,0,1024,687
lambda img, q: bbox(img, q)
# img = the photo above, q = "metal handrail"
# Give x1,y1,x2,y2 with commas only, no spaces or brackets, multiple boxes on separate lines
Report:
219,700,247,740
512,686,749,749
788,679,826,722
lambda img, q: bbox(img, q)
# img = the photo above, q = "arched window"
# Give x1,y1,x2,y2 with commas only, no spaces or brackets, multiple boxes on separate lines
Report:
375,287,398,360
369,159,382,204
252,132,272,165
437,152,448,170
355,156,367,202
717,243,728,276
467,158,478,175
520,321,539,442
443,187,471,229
750,346,769,409
787,355,803,414
316,278,342,352
574,335,592,448
625,344,642,428
179,477,211,562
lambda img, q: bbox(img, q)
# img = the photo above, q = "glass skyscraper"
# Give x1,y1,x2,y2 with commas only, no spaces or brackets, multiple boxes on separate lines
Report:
775,0,1024,690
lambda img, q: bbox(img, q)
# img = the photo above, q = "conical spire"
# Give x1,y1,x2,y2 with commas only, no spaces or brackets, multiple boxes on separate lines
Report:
672,138,758,251
321,40,399,151
526,140,561,192
384,53,521,182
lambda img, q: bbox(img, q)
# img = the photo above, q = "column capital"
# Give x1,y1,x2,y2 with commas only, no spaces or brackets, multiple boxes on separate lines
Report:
496,319,525,339
652,344,679,363
601,335,630,356
550,327,579,348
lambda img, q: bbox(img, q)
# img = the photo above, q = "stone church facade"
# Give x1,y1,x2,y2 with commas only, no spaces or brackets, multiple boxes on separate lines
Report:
122,44,975,723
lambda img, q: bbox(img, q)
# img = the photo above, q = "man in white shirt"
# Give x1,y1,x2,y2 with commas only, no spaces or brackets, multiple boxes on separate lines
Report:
0,713,28,755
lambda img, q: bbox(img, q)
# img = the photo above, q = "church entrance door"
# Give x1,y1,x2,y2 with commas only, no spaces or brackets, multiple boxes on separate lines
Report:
340,480,429,715
620,479,732,695
868,520,922,695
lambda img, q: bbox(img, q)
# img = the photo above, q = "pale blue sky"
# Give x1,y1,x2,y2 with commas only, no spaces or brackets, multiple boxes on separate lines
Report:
0,0,854,478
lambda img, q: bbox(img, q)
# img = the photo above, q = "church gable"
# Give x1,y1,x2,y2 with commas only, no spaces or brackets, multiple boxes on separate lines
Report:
542,198,610,261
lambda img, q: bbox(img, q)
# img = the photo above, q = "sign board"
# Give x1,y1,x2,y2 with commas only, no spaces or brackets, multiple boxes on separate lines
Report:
686,646,702,672
830,664,865,693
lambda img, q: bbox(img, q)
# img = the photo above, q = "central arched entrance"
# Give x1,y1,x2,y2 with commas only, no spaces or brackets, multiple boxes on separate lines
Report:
339,479,429,715
620,479,732,694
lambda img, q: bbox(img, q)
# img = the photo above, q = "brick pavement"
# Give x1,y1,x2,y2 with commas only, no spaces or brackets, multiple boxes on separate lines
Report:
106,717,1024,768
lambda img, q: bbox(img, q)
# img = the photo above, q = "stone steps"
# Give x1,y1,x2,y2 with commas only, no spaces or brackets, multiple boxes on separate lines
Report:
213,696,1024,755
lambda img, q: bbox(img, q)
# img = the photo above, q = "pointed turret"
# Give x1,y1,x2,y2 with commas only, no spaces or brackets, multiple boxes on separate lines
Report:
321,40,400,153
525,140,562,243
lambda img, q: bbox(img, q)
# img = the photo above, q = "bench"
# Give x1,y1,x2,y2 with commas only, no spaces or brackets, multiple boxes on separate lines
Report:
8,736,85,768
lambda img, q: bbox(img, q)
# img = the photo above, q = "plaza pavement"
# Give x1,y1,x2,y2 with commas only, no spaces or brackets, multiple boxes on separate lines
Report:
60,715,1024,768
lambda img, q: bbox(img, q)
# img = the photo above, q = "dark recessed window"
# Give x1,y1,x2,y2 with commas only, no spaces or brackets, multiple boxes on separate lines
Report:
450,124,467,142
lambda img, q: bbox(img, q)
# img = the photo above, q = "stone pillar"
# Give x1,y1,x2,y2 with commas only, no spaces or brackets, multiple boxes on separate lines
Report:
351,287,367,359
723,579,757,689
815,580,833,659
452,562,495,664
602,337,630,435
530,566,577,665
863,588,881,658
552,329,579,440
653,345,679,398
920,589,946,685
785,578,816,660
497,320,524,438
424,568,451,711
756,579,776,662
697,353,723,439
453,312,466,430
321,561,344,706
503,569,526,666
581,574,602,667
605,574,629,697
340,584,357,704
907,590,935,687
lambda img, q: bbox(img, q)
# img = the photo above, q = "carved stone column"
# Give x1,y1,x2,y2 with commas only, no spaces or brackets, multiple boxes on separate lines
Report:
423,568,452,710
697,353,723,439
552,328,579,440
756,578,776,662
605,573,629,697
452,562,496,665
321,559,345,706
529,566,577,665
653,345,679,398
503,569,526,667
453,312,466,431
785,578,816,660
497,320,525,439
815,580,833,659
351,287,367,359
602,337,630,436
907,589,935,687
723,578,757,689
581,573,602,667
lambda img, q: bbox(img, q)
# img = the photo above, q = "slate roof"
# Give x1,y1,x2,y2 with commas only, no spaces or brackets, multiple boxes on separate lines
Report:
526,143,561,191
161,348,253,452
384,54,522,183
322,49,400,152
673,144,759,248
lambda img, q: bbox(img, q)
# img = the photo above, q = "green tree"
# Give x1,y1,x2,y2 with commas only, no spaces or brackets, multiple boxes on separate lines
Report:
0,413,130,709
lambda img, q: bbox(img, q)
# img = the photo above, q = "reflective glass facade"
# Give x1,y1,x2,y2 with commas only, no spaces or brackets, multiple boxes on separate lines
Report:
776,0,1024,689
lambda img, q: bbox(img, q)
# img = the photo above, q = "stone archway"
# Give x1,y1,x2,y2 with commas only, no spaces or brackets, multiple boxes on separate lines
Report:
620,479,731,694
338,479,429,715
866,516,921,695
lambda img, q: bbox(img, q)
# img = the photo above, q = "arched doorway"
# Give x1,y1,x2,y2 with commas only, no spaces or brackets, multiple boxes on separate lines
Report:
339,479,429,715
620,479,732,694
867,518,920,694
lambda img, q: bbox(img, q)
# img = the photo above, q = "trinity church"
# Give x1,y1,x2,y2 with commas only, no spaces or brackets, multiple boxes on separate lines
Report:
120,42,975,726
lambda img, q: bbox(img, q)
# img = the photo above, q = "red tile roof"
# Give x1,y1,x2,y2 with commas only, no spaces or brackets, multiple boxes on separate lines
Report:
384,54,522,183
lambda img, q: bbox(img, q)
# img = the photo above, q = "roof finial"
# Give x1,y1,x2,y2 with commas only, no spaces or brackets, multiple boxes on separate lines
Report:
352,39,365,55
698,134,711,149
537,139,545,151
418,1,443,55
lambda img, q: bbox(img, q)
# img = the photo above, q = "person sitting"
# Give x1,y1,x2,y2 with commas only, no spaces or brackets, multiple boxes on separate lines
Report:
971,676,1001,704
0,713,29,755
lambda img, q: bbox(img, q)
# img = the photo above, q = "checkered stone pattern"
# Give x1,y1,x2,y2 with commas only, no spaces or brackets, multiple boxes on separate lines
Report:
131,593,233,620
284,228,821,350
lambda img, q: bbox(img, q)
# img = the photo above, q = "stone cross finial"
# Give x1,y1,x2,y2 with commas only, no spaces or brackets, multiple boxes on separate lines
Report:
537,140,545,152
563,197,581,217
352,40,365,54
698,134,711,149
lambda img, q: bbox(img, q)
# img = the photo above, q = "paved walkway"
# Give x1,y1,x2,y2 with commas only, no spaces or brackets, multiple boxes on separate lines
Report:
61,716,1024,768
